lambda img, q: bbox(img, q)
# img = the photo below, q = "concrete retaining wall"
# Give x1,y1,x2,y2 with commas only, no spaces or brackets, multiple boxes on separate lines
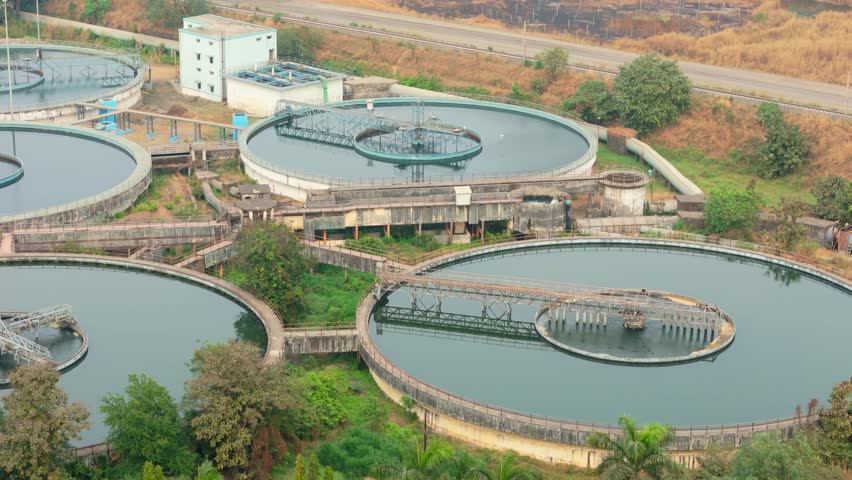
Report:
12,223,221,251
283,330,359,355
303,242,383,273
17,13,179,49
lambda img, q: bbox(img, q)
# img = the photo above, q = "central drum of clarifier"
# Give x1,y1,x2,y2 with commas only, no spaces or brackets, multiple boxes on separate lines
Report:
534,292,736,365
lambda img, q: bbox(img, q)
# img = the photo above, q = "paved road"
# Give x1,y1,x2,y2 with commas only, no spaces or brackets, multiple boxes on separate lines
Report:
215,0,850,114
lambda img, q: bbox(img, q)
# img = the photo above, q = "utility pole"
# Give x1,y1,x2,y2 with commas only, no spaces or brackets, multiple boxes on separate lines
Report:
522,21,545,66
3,1,13,119
35,0,40,41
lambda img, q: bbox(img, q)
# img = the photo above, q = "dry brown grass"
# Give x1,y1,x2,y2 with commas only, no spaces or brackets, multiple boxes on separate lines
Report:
615,2,852,84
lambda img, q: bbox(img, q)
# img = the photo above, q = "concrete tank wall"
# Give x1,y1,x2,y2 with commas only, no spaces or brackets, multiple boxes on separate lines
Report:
0,123,152,229
601,184,646,217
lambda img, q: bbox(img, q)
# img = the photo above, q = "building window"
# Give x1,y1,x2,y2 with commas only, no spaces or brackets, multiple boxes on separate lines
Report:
256,37,261,41
196,81,201,89
196,67,201,72
208,41,213,46
196,38,200,43
209,85,215,93
195,53,200,61
209,56,214,64
209,70,214,75
267,35,272,39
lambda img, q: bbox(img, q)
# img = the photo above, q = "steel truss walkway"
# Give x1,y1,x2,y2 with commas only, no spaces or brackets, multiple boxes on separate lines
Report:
374,305,541,343
377,270,726,331
0,305,77,364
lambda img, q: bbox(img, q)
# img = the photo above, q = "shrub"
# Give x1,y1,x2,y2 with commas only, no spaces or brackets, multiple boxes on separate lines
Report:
703,188,763,234
811,175,851,224
755,102,811,178
399,75,444,92
411,234,441,252
562,79,617,123
537,47,569,82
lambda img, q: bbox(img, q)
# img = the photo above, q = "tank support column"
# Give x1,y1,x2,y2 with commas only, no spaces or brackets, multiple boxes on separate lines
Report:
354,225,359,240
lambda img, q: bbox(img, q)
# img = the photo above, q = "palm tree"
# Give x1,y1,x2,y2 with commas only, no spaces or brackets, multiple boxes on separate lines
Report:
374,440,454,480
196,461,223,480
489,452,540,480
586,415,682,480
443,451,489,480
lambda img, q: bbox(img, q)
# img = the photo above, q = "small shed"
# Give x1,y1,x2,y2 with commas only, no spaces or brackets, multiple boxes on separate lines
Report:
675,194,706,213
238,184,271,200
796,216,837,247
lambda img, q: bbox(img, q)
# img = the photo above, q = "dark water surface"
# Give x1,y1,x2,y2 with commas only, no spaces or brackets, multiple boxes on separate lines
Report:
247,103,590,180
0,129,136,216
370,244,852,426
0,264,263,445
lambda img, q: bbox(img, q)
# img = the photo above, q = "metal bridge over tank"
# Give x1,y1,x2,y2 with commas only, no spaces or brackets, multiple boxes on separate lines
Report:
374,305,541,345
0,305,77,364
273,100,482,165
376,270,727,333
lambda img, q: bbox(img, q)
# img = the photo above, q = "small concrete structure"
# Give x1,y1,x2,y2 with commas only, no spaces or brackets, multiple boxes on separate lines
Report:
236,198,277,221
227,61,345,116
796,216,837,246
238,184,271,200
179,15,276,102
344,76,398,100
599,170,650,217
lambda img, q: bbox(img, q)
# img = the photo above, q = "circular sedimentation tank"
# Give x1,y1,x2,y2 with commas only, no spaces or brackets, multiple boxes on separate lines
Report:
0,44,144,121
241,97,597,196
0,257,269,445
0,122,151,227
365,239,851,428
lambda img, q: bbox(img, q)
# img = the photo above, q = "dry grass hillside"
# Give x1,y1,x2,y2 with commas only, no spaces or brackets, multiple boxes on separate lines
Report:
615,2,852,85
42,0,177,38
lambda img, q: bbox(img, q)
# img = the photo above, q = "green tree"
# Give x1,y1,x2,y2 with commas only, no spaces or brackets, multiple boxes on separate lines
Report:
814,380,852,469
232,220,313,319
586,415,681,480
731,432,843,480
0,364,90,479
488,451,539,480
613,54,692,134
755,103,811,178
703,188,763,235
322,466,335,480
277,26,324,61
695,443,736,479
770,198,810,251
374,440,453,480
82,0,111,22
143,461,168,480
184,340,288,479
812,175,852,224
295,454,307,480
537,47,569,83
563,79,617,123
101,374,196,475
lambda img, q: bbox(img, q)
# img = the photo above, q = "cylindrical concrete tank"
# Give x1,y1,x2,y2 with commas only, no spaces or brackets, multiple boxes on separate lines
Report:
599,171,649,217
